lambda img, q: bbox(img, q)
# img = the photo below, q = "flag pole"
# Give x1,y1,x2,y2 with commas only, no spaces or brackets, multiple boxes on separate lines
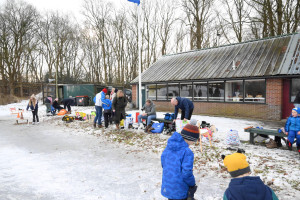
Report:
138,3,142,113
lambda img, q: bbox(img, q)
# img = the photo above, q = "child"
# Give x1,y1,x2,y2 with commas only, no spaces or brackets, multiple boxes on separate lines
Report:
222,151,278,200
284,107,300,153
102,95,112,128
26,94,39,125
161,119,199,200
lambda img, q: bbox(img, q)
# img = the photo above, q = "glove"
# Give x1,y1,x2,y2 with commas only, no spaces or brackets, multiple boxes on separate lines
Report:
187,185,197,200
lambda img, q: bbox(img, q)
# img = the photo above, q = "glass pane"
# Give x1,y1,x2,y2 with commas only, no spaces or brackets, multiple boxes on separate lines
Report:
244,79,265,103
147,85,156,100
168,84,179,99
225,80,243,102
157,84,167,100
194,82,207,101
208,81,225,102
291,78,300,106
180,83,193,100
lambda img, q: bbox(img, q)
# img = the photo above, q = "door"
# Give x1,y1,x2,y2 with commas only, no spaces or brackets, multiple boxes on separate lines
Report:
282,79,294,119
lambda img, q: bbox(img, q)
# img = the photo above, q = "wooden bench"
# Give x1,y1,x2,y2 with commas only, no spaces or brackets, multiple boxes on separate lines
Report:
244,127,287,145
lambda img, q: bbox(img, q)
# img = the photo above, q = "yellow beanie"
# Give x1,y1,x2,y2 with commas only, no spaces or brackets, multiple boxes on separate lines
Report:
223,153,251,177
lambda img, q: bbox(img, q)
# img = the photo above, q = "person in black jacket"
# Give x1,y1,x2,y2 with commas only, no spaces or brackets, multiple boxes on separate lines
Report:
112,90,128,129
26,94,39,125
61,98,75,114
52,98,63,113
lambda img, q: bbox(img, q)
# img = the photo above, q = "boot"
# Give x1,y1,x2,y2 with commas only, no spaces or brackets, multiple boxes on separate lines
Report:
145,124,152,132
266,139,277,149
297,146,300,155
287,140,293,151
98,124,103,128
93,123,96,128
116,124,119,130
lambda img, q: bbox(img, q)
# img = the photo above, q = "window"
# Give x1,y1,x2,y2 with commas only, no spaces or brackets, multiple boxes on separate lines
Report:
168,83,179,100
225,80,243,102
291,78,300,105
180,83,193,100
244,79,265,103
147,85,156,100
194,82,207,101
157,84,167,100
208,81,225,102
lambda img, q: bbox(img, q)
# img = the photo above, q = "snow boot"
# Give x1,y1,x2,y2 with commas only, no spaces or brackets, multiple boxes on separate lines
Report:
93,123,96,128
116,124,120,130
144,124,152,132
98,124,103,128
266,139,277,149
297,146,300,155
287,140,293,151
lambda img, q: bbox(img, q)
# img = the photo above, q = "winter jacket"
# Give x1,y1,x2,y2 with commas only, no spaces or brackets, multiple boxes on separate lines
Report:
112,96,128,122
161,132,195,199
27,100,38,111
174,97,194,119
61,98,75,106
95,91,106,107
285,116,300,132
223,176,278,200
142,100,156,116
102,99,112,111
52,100,63,110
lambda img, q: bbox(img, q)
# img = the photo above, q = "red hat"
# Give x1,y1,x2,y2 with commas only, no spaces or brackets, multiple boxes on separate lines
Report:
102,88,107,94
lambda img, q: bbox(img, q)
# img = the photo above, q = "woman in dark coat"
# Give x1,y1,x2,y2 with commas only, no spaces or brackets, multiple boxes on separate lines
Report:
112,90,128,129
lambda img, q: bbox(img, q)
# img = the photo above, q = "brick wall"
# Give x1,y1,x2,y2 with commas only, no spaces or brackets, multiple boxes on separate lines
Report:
132,78,283,120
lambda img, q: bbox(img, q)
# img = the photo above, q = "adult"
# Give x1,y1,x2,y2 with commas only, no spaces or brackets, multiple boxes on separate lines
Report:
94,88,107,128
61,97,75,114
52,98,63,111
171,97,194,122
110,88,118,122
137,99,157,130
26,94,39,125
112,90,128,129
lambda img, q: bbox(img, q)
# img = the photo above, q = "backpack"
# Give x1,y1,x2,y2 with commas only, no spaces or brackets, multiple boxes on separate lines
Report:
164,113,175,121
151,122,164,133
226,129,240,146
62,115,74,123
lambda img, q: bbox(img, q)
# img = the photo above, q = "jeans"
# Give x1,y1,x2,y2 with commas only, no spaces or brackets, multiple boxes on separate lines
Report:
94,106,102,125
288,130,300,147
138,114,156,126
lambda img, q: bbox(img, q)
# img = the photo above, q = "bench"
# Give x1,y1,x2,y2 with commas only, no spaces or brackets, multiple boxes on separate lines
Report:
244,127,287,145
151,118,174,134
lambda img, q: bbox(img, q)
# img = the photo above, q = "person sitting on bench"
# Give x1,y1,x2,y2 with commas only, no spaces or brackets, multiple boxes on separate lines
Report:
137,99,156,131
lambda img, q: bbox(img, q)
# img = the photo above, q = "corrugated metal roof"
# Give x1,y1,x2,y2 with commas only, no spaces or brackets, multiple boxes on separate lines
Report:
131,33,300,84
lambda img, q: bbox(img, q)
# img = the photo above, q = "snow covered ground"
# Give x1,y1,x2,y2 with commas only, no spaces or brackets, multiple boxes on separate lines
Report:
0,99,300,200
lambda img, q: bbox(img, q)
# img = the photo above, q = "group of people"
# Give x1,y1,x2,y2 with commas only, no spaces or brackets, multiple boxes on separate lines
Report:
161,119,279,200
93,88,128,129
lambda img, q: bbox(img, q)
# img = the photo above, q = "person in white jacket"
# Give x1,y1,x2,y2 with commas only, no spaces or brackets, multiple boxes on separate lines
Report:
94,88,107,128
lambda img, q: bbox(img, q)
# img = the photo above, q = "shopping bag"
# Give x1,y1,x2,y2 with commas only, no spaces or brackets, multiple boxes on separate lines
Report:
124,116,133,129
150,122,164,133
175,119,190,133
225,129,240,146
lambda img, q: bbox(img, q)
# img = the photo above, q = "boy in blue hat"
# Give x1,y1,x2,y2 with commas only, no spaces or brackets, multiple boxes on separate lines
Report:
284,107,300,153
161,119,199,200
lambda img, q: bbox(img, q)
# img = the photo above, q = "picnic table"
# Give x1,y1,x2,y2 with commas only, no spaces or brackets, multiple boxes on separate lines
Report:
244,127,287,145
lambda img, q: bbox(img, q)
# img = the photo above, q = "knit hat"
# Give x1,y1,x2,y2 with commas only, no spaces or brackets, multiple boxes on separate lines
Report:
181,123,199,142
223,153,251,177
292,107,299,114
102,88,107,94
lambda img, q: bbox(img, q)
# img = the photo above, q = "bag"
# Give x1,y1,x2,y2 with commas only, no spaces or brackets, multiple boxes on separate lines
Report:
57,109,67,116
120,119,124,126
62,115,74,123
164,113,175,121
150,122,164,133
124,116,133,129
175,119,190,133
226,129,240,146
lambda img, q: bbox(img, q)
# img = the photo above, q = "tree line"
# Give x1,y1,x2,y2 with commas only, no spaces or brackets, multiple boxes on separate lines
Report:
0,0,299,96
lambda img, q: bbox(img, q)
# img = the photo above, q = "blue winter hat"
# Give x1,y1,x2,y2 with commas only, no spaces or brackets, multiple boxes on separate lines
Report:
292,107,299,114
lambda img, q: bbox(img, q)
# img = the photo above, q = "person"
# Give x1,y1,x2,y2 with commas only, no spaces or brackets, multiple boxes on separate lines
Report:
110,88,118,122
102,95,112,129
171,97,194,122
161,119,199,200
45,96,52,114
26,94,39,125
112,90,128,129
52,98,63,112
222,151,278,200
110,88,115,100
284,107,300,153
137,99,157,131
61,97,75,114
94,88,107,128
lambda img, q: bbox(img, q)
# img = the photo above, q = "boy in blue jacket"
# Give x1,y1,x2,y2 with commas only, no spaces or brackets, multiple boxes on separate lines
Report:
161,119,199,200
222,151,278,200
102,95,112,128
284,107,300,152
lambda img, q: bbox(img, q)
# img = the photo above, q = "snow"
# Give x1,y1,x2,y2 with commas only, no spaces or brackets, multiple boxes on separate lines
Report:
0,100,300,200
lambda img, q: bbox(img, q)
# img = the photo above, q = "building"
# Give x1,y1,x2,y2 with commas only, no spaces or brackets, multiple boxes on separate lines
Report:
131,33,300,120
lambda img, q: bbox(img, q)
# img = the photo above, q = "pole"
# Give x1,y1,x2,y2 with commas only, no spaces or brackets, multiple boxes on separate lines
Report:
138,4,142,112
55,51,58,99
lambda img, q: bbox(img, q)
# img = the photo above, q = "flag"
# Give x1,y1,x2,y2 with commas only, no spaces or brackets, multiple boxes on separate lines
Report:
128,0,140,5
